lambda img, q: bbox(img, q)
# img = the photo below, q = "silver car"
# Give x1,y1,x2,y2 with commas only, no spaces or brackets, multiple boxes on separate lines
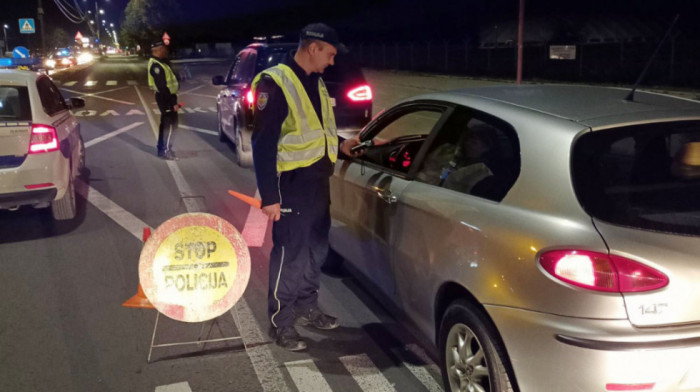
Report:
329,85,700,392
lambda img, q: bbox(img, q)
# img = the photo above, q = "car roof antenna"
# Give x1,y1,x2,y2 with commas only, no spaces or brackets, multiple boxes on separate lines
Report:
625,14,679,102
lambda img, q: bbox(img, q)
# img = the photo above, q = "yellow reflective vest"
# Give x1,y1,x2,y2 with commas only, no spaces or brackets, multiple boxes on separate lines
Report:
252,64,338,173
147,58,179,94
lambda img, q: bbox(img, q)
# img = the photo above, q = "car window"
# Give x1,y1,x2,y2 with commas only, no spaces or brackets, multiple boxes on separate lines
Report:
573,120,700,236
414,107,520,201
225,53,241,84
360,107,444,174
36,77,67,116
256,48,293,74
0,86,31,121
233,50,257,83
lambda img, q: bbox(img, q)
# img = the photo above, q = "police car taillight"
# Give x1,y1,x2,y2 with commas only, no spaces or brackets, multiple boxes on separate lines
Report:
347,85,372,102
28,124,59,154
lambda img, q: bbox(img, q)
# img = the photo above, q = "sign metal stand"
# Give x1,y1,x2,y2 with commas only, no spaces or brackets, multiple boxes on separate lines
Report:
147,303,246,363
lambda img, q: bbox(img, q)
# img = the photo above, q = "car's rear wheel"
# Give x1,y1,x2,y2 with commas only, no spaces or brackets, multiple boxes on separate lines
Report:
51,165,77,220
439,300,514,392
234,114,253,167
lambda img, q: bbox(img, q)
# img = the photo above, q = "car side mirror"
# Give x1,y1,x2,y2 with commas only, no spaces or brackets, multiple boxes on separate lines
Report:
66,97,85,109
212,75,226,86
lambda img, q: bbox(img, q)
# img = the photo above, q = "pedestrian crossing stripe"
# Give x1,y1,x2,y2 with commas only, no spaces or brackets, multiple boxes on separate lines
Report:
391,344,443,392
340,354,399,392
84,81,97,87
127,80,138,85
285,359,333,392
63,81,77,86
106,80,117,86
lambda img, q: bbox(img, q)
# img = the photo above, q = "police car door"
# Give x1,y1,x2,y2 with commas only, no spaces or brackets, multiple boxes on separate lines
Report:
330,102,450,301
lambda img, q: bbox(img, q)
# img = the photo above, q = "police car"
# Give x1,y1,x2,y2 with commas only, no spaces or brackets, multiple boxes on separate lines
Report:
0,65,86,220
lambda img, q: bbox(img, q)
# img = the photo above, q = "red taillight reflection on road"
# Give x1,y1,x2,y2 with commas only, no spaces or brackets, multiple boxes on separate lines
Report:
347,85,372,102
539,250,668,293
28,125,59,154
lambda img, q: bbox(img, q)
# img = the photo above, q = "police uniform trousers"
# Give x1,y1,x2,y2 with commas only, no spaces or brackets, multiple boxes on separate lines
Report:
156,92,178,154
268,172,331,329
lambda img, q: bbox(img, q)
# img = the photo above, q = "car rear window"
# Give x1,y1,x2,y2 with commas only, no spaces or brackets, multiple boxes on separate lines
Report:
0,86,31,121
572,121,700,236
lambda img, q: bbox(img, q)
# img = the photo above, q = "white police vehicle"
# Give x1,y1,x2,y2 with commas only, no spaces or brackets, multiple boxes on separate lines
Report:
0,61,86,220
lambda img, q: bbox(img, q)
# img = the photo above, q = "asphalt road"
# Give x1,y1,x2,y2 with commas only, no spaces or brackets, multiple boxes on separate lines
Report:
0,55,459,392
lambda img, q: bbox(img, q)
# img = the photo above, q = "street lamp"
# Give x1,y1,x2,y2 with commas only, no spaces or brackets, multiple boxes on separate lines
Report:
2,24,8,55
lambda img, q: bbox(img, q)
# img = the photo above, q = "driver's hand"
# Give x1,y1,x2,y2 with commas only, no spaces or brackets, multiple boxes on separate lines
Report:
341,137,365,158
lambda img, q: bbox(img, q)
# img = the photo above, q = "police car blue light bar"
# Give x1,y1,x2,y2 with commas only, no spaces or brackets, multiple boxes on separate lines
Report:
0,57,41,68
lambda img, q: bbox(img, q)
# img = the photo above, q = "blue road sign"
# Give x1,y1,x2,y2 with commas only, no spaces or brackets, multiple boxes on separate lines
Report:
19,18,35,34
12,46,29,59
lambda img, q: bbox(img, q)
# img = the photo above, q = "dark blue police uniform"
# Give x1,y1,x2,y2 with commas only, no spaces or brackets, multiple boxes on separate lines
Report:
252,55,346,337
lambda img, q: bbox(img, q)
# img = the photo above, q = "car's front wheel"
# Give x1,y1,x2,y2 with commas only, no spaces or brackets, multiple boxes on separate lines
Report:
51,165,77,220
439,299,514,392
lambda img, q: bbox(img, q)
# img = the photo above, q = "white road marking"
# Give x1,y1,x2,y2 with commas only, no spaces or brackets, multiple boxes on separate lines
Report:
392,345,443,392
285,359,333,392
106,80,118,86
74,178,151,239
61,86,135,106
182,92,217,99
63,81,77,86
154,382,192,392
84,80,97,87
179,124,217,136
340,354,397,392
127,80,138,85
134,85,159,140
178,84,207,95
241,189,268,248
84,121,143,148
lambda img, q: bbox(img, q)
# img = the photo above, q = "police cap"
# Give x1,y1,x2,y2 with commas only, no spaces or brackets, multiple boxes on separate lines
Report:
151,41,165,49
300,23,348,53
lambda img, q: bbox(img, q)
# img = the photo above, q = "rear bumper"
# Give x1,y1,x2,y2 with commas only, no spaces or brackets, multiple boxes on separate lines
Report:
0,151,69,201
487,305,700,391
0,188,57,208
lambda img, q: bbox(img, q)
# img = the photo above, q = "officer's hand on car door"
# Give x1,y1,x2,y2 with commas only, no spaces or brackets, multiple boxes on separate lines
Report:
341,137,365,158
262,203,281,221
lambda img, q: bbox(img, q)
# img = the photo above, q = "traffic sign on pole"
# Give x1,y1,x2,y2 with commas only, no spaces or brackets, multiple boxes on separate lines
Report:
75,31,83,41
12,46,30,58
162,32,171,46
18,18,35,34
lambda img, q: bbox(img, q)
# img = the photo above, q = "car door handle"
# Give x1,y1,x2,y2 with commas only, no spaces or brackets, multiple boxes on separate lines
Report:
372,186,397,204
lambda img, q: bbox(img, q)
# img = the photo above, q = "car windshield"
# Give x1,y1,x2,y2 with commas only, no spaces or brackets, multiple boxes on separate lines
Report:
0,86,31,121
572,121,700,236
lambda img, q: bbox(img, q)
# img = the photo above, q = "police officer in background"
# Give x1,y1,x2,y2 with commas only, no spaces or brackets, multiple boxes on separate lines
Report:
148,40,180,160
251,23,362,351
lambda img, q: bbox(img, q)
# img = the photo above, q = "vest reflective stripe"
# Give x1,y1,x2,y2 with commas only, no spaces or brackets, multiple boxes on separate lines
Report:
252,63,338,173
147,58,179,94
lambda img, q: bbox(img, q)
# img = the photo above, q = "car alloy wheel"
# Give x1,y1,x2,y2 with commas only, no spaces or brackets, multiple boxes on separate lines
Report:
439,300,514,392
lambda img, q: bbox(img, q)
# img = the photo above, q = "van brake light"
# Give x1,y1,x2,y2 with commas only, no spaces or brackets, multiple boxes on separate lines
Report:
347,85,372,102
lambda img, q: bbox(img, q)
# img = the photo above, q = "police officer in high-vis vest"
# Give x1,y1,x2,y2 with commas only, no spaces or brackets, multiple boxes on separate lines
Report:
148,40,180,160
251,23,362,351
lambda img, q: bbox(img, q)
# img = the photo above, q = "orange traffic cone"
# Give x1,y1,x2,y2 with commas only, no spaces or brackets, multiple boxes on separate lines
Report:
122,284,154,308
122,227,154,309
228,190,262,209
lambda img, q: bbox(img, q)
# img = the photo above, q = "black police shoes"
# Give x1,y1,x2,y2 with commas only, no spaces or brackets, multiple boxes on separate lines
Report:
271,326,307,352
296,308,340,330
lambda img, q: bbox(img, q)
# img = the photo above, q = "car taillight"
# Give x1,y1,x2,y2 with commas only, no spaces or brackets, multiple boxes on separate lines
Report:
28,124,59,154
347,85,372,102
539,250,668,293
246,90,254,105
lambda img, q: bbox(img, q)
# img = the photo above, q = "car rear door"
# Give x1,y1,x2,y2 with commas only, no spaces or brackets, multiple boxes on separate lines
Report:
36,77,77,169
0,83,32,172
330,102,450,301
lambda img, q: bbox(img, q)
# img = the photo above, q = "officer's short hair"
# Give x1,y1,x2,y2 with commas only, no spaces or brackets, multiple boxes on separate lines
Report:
299,39,325,51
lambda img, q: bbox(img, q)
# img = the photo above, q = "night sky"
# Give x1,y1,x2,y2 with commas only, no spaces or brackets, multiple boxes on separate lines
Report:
3,0,699,49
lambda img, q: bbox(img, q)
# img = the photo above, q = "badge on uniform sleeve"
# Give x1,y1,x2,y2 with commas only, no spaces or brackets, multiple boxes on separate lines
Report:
154,67,161,74
257,92,269,111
